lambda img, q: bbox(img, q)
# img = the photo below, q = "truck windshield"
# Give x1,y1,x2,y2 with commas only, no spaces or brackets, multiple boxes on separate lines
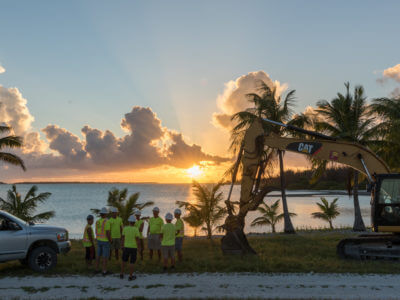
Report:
0,211,27,225
379,178,400,204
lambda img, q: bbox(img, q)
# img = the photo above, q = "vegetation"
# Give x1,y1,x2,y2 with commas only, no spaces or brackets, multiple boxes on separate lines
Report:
0,124,25,170
183,207,203,237
311,197,340,229
177,181,226,239
3,232,400,276
251,199,297,233
0,185,54,222
91,188,154,224
312,82,383,231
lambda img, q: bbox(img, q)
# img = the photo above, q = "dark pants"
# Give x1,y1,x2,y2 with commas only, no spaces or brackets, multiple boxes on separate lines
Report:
122,248,137,264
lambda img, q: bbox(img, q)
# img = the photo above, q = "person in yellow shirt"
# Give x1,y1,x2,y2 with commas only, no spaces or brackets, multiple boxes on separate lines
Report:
134,210,145,261
108,207,123,261
95,207,112,276
82,214,95,268
120,215,141,281
174,208,184,262
161,213,175,272
147,207,164,261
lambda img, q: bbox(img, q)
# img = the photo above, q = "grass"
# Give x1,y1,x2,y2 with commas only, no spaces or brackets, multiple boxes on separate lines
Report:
2,232,400,276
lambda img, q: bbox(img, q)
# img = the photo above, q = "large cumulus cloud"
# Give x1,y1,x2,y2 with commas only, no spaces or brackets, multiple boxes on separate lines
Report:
212,71,288,130
377,64,400,99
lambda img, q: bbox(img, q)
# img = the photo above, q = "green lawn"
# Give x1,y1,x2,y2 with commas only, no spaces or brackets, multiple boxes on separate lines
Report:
2,232,400,276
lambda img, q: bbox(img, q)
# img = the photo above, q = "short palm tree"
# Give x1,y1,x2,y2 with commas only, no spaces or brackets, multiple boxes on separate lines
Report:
231,81,299,233
183,207,203,237
91,188,154,224
313,82,381,231
0,185,53,222
177,180,227,239
0,125,25,170
311,197,340,229
251,199,297,233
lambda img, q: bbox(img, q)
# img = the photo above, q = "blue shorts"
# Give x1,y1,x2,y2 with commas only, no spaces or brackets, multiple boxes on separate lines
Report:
97,240,110,258
175,237,183,251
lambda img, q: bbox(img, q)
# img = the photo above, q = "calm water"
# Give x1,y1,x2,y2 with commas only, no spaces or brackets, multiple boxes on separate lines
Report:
0,184,371,238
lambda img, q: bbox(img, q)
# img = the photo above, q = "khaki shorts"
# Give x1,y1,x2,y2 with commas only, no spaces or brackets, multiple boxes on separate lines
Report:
161,245,175,259
147,234,161,250
111,238,121,250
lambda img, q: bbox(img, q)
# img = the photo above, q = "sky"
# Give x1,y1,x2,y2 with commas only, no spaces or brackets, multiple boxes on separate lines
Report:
0,0,399,183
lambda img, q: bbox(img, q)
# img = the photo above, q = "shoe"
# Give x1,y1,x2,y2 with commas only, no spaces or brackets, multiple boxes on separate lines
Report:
128,275,137,281
162,267,168,273
120,274,124,279
170,265,175,271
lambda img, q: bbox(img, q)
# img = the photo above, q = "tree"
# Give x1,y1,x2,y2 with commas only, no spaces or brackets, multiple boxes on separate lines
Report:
0,125,26,171
91,188,154,224
313,82,382,231
230,81,300,233
0,185,53,222
250,199,297,233
183,207,203,237
311,197,340,229
177,181,226,239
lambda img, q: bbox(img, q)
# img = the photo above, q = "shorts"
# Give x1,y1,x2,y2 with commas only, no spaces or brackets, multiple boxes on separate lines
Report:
85,246,96,260
161,245,175,259
147,234,161,250
175,237,183,251
97,240,110,258
122,247,137,264
111,238,121,250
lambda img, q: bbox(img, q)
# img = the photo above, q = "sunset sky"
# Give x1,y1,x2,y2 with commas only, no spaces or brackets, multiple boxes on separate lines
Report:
0,0,399,183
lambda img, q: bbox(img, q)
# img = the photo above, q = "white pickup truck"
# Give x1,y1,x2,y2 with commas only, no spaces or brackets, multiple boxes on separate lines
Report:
0,210,71,272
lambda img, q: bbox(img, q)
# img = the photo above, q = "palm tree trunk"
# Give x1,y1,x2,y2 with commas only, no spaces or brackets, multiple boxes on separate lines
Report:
352,171,366,231
278,150,295,234
329,220,333,230
272,224,276,233
206,222,212,239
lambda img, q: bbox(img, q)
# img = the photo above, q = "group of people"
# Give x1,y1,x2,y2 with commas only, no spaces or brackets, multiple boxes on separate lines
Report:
82,206,184,281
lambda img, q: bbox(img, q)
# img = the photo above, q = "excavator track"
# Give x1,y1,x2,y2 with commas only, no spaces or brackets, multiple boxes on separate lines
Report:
337,234,400,260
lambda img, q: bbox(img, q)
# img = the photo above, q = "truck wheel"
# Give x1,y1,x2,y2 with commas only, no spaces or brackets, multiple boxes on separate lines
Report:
28,246,57,272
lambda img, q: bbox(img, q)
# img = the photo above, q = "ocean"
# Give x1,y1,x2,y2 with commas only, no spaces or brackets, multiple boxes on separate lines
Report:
0,183,371,238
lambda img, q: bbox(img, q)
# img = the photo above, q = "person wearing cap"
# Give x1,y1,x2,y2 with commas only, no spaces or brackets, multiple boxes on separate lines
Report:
108,207,123,261
147,207,164,261
160,212,176,272
95,207,112,276
174,208,184,262
83,214,95,268
120,215,141,281
134,210,145,261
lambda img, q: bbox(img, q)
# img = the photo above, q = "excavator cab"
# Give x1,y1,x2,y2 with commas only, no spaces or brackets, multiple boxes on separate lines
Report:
373,174,400,233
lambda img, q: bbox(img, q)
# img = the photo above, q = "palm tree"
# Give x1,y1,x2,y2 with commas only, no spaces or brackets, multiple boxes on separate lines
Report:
313,82,381,231
0,125,26,170
370,97,400,171
177,181,226,239
311,197,340,229
91,188,154,224
0,185,53,222
183,207,203,237
231,81,299,233
251,199,297,233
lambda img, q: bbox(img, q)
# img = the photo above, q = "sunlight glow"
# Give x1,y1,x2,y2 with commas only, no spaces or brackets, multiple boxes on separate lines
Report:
186,165,203,178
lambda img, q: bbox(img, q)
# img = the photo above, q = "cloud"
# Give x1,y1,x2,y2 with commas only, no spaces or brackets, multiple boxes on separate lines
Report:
377,64,400,98
212,71,288,130
0,65,5,74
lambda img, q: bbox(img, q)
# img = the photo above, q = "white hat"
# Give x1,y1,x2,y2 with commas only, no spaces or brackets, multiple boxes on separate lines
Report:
134,210,141,216
165,213,173,221
100,207,109,215
174,208,182,215
110,207,118,213
153,207,160,212
128,215,137,223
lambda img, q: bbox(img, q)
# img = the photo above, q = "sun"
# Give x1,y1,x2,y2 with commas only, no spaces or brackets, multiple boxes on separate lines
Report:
186,165,203,178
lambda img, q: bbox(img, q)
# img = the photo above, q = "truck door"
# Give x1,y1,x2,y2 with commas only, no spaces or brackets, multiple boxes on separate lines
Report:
0,214,27,261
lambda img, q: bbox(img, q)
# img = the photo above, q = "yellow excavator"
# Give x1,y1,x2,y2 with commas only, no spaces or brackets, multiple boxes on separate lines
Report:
221,117,400,259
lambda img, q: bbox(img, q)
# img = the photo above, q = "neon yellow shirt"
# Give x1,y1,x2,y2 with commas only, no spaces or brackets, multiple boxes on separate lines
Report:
122,226,140,248
109,216,123,239
134,219,144,239
175,218,184,238
83,224,93,247
95,218,110,242
161,223,176,246
149,217,164,234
